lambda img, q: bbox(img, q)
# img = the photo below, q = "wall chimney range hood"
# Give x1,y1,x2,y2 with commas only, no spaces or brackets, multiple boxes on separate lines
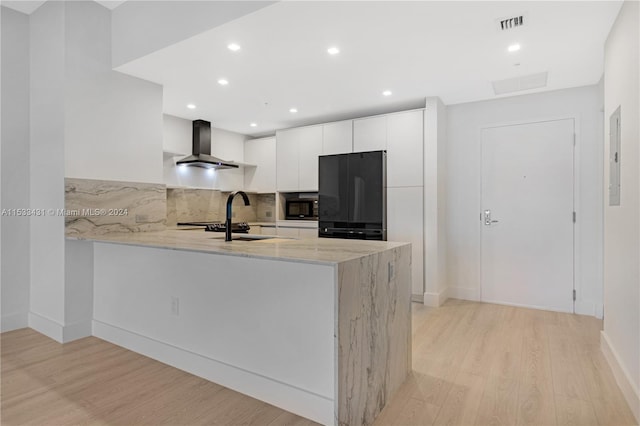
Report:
176,120,239,169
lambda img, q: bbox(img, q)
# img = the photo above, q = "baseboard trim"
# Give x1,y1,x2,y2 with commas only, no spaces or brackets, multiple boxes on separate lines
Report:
28,312,64,342
575,300,604,319
601,331,640,423
27,312,92,343
411,294,425,303
1,312,28,332
63,319,92,342
423,288,449,307
92,320,334,425
448,286,479,301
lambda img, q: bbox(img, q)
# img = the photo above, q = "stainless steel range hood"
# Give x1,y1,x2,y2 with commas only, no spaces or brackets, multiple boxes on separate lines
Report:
176,120,239,169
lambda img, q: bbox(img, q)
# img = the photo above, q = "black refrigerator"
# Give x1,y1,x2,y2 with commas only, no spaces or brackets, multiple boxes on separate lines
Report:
318,150,386,240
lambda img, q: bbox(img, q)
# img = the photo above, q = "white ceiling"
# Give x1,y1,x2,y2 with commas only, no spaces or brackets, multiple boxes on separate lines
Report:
1,0,126,14
6,1,622,138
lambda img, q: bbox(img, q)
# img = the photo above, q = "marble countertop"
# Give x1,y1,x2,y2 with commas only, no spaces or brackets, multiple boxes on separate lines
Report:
66,230,409,265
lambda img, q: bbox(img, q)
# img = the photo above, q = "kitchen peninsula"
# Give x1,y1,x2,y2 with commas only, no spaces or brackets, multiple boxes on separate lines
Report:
68,229,412,426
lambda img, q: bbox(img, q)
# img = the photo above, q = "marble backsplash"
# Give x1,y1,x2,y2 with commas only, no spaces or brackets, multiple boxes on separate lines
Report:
65,178,275,235
65,178,167,235
166,188,275,226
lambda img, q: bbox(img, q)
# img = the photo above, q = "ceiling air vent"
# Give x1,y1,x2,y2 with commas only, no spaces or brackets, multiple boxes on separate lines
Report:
497,15,525,31
492,72,548,95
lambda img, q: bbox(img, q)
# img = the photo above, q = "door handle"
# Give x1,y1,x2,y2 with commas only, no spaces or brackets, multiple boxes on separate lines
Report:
484,210,499,226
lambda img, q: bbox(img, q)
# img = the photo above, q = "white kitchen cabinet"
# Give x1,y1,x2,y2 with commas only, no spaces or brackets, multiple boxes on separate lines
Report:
248,225,262,235
387,186,424,297
276,227,300,238
298,126,323,191
244,137,276,192
276,129,300,192
353,115,387,152
276,126,322,192
298,228,318,239
387,110,424,187
322,120,353,155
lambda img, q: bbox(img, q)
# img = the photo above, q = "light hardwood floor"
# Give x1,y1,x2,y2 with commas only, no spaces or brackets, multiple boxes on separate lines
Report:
375,299,637,426
2,300,637,426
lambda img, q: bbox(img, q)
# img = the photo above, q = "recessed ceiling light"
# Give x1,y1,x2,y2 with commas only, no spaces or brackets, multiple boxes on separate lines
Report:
382,90,392,96
327,46,340,55
227,43,241,51
508,43,521,52
218,79,229,86
187,104,196,109
250,123,257,127
289,108,298,113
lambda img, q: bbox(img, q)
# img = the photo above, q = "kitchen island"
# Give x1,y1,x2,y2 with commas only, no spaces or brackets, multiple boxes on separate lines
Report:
67,230,411,426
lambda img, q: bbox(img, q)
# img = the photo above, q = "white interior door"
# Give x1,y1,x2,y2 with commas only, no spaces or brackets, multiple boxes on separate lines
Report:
481,119,575,313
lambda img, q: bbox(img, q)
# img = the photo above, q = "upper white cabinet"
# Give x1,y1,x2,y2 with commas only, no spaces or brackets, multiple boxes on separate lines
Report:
353,115,387,152
276,125,322,192
276,128,300,191
244,137,276,192
322,120,353,155
387,110,424,187
298,126,323,191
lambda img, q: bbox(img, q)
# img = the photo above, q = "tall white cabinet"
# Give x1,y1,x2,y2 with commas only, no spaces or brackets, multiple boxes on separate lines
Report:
353,110,425,296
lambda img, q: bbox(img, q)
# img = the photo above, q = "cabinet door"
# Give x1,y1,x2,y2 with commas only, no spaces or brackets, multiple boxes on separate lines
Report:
298,228,318,239
387,186,424,296
244,137,276,192
276,227,300,238
298,126,323,191
353,115,387,152
276,129,300,191
387,111,424,187
323,120,353,155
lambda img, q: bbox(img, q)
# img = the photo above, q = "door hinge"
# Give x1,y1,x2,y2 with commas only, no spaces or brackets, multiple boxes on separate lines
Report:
573,211,576,223
573,289,576,301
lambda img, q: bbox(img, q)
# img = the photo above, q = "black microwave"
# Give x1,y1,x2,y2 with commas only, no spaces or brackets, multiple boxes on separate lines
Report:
286,198,318,220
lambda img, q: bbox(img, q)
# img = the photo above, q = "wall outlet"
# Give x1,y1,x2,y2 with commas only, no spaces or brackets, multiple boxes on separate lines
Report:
171,296,180,316
232,212,236,218
266,211,272,218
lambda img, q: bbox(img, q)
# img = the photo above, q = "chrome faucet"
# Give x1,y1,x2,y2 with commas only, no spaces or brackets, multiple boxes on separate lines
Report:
226,191,250,241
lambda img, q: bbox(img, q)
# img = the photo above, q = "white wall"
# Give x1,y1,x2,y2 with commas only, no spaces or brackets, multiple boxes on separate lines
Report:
64,1,163,184
25,1,166,342
163,114,247,191
111,1,275,68
423,97,448,305
446,85,604,316
602,0,640,420
29,0,67,338
1,6,30,331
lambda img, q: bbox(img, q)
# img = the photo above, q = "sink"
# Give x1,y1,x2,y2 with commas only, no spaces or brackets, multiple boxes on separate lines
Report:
210,234,278,242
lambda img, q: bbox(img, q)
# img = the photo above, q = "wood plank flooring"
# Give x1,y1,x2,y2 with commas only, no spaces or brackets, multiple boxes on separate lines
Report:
375,300,637,426
2,300,637,426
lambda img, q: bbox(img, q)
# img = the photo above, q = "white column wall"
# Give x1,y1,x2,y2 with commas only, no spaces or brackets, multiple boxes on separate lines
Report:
1,6,31,331
602,0,640,421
